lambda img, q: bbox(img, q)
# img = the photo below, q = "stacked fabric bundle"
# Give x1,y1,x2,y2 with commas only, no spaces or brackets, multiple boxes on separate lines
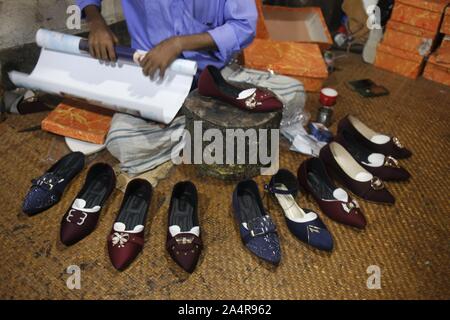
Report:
423,6,450,86
244,0,331,92
374,0,449,79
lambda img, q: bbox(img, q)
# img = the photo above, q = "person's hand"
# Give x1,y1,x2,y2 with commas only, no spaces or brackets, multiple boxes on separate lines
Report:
140,37,183,79
88,20,119,61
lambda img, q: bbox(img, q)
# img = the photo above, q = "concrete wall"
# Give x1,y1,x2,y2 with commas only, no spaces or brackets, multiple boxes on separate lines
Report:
0,0,124,50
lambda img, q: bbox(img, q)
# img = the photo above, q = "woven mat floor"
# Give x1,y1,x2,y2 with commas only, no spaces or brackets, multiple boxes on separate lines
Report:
0,53,449,300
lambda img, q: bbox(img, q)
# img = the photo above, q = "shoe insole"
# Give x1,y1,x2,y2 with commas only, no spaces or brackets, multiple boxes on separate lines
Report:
209,67,242,98
169,195,194,232
308,172,334,200
330,142,368,180
238,190,263,224
78,174,111,209
348,115,378,140
342,131,372,163
52,155,82,180
273,184,306,220
116,191,148,230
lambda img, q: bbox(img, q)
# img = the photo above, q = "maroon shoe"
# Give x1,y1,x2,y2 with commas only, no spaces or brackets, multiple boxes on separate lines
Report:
334,130,410,181
60,163,115,246
198,65,283,112
107,179,152,271
298,158,367,229
337,115,412,159
319,142,395,205
166,182,202,273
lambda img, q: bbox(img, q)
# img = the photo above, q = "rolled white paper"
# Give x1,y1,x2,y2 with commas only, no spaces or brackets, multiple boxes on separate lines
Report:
36,29,83,55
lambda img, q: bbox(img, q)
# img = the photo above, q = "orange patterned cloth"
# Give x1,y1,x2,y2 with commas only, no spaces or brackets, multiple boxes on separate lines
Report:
390,1,449,33
255,0,270,39
382,21,435,56
243,38,328,92
396,0,449,12
374,43,424,79
383,21,434,55
42,99,114,144
423,53,450,86
441,7,450,34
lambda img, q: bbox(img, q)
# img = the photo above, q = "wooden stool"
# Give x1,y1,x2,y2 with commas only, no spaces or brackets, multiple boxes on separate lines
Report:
183,86,282,180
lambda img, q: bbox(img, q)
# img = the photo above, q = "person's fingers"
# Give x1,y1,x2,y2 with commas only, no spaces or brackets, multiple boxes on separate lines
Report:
106,41,116,61
100,44,109,61
143,59,153,76
140,52,152,68
140,56,148,69
147,63,160,79
93,42,101,60
88,40,96,59
159,63,167,79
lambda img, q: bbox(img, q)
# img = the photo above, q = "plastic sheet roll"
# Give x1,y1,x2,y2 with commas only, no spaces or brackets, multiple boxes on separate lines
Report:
36,29,83,55
9,29,198,124
36,29,197,76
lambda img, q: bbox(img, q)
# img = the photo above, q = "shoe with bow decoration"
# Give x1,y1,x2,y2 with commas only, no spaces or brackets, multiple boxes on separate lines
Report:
232,179,281,265
22,152,85,216
198,65,283,112
319,142,395,205
266,169,333,251
166,181,202,273
298,158,367,229
337,115,412,159
60,163,116,246
107,179,152,271
334,129,410,181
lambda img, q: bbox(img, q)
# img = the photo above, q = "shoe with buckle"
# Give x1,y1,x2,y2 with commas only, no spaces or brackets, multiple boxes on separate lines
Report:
334,129,410,181
107,179,152,271
337,115,412,159
22,152,85,215
198,65,283,112
60,163,116,246
266,169,333,251
298,158,367,229
232,179,281,265
166,181,202,273
319,142,395,205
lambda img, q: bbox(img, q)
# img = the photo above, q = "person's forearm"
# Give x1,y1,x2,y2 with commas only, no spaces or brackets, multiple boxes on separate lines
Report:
175,33,217,52
84,5,106,26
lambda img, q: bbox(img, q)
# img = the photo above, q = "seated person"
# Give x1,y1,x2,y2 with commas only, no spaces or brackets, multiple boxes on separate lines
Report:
77,0,258,82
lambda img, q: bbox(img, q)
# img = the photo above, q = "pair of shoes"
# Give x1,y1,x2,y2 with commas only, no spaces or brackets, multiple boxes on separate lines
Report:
335,115,411,181
232,175,333,265
198,65,283,113
22,152,85,215
298,158,367,228
299,115,412,207
107,180,203,273
22,154,117,245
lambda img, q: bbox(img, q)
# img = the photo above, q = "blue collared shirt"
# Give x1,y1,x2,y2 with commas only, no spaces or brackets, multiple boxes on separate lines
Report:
77,0,257,72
